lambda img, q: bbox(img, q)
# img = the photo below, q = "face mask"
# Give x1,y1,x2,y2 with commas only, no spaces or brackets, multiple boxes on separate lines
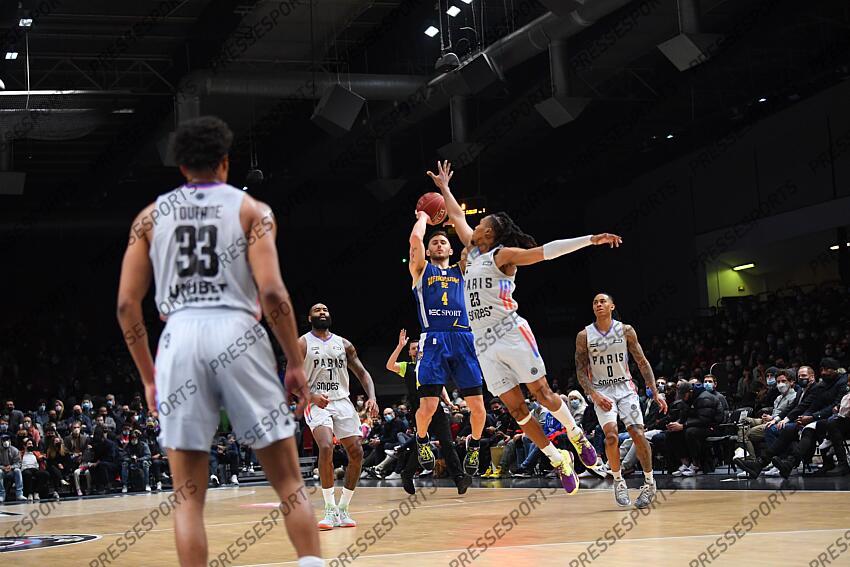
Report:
766,377,776,387
798,378,808,387
657,383,666,393
39,405,46,412
123,431,130,437
384,415,394,422
704,383,715,392
55,405,62,412
356,401,364,409
107,401,114,408
2,440,8,448
72,429,80,436
777,382,789,394
23,422,31,429
0,425,6,432
82,403,92,411
570,399,581,409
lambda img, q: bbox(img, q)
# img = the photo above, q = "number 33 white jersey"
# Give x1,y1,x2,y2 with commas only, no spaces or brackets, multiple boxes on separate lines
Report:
148,183,263,319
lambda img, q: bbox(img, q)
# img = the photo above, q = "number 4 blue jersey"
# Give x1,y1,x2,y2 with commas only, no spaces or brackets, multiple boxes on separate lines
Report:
413,263,470,332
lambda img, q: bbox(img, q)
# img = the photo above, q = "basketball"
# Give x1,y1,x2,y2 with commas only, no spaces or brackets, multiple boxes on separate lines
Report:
416,192,447,225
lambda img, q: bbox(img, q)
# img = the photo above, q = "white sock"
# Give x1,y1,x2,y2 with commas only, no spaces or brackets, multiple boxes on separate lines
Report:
644,470,654,484
298,556,325,567
551,401,582,439
321,487,335,507
612,469,623,482
339,487,354,508
541,443,562,465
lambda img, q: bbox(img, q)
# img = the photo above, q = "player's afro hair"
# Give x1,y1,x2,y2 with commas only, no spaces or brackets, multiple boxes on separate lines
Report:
171,116,233,171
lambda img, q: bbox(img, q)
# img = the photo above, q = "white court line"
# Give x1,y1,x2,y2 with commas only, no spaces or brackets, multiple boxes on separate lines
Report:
234,527,850,566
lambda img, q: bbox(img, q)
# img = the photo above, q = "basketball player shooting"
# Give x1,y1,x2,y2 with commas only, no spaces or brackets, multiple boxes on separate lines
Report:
116,117,323,567
299,303,378,530
429,159,618,495
409,209,485,481
575,293,667,509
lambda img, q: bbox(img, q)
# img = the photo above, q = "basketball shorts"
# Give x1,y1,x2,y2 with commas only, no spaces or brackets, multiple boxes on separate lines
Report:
154,307,295,451
304,398,361,440
472,316,547,396
593,382,643,428
416,330,483,393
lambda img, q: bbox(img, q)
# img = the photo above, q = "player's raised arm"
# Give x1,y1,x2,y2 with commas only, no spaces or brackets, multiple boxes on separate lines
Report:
495,233,622,269
625,325,667,414
117,204,156,416
385,329,408,374
575,329,612,412
409,212,429,283
244,196,309,417
345,339,378,417
426,160,472,246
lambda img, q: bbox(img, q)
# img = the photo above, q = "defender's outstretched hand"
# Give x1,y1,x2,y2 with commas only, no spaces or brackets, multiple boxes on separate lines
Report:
591,233,623,248
426,160,454,191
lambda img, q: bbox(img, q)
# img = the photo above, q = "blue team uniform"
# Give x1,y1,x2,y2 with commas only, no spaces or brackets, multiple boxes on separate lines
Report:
412,263,483,392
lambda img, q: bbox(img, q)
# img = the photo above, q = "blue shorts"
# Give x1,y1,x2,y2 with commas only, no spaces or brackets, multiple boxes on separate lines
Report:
416,330,483,392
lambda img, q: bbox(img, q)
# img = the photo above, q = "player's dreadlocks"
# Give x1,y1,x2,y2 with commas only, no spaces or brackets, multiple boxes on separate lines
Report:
490,212,538,249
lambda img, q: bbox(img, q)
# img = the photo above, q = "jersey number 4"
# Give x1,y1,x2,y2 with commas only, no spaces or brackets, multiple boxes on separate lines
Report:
175,225,219,277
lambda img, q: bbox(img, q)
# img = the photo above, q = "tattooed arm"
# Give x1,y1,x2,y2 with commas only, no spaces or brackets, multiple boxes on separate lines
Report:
575,329,612,412
624,324,667,414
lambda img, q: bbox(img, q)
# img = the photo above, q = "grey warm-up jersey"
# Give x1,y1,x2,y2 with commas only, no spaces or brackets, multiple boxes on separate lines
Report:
303,332,351,401
149,183,261,319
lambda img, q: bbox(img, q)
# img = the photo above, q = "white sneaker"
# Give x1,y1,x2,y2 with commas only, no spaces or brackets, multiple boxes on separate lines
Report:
419,469,433,477
53,491,60,501
681,465,696,477
156,481,162,491
733,448,745,460
230,475,239,486
161,472,170,480
61,479,70,486
384,449,397,457
145,485,151,492
247,465,255,473
34,493,40,501
360,470,369,479
121,486,128,493
385,472,401,480
77,489,83,496
763,466,781,477
337,505,356,527
210,475,219,486
819,439,833,451
317,504,338,530
26,495,33,503
736,470,750,479
671,464,689,477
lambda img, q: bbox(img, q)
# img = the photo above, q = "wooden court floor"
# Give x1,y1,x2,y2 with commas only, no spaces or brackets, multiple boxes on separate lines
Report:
1,483,849,566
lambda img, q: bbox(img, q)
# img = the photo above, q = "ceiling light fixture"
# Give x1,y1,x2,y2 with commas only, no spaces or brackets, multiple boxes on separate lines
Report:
446,5,461,16
732,263,755,271
424,26,439,37
5,52,17,60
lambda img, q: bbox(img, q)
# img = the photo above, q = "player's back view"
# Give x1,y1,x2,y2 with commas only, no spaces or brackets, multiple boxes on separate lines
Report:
117,116,323,567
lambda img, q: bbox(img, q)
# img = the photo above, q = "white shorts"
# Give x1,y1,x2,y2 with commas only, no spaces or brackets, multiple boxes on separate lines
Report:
473,317,547,397
155,307,295,451
593,383,643,428
304,398,361,440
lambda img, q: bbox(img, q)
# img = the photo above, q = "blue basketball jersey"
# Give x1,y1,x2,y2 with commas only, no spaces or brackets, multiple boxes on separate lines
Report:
413,263,470,332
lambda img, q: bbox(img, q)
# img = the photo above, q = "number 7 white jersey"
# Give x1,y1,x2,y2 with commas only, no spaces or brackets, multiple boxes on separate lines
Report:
149,183,261,319
303,332,350,401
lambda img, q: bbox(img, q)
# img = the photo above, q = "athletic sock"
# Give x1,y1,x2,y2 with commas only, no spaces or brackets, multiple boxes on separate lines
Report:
321,487,335,507
417,434,429,445
339,487,354,508
298,556,325,567
644,471,654,484
541,443,562,465
612,469,623,482
551,401,583,440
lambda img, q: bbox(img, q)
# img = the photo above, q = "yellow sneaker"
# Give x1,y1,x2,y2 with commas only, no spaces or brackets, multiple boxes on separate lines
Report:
554,450,579,495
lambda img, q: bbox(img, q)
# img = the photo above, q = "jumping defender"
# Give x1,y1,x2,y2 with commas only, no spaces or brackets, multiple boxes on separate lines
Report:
300,303,378,530
575,293,668,508
117,116,322,567
409,211,486,477
430,160,616,495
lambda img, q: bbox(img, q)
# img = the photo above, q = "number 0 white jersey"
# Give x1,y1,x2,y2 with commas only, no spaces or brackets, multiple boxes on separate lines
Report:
463,245,519,334
303,332,350,401
585,320,633,389
148,183,261,319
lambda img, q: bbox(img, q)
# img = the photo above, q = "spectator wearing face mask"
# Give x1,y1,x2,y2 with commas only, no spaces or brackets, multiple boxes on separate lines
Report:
143,419,168,490
33,400,50,429
3,399,24,434
618,386,666,477
0,433,24,501
20,438,49,502
703,375,729,411
0,416,9,438
63,421,89,469
96,407,117,432
44,433,70,500
735,359,848,479
737,369,799,459
121,430,152,493
755,367,781,413
52,400,68,435
567,391,587,427
665,381,724,476
20,415,42,450
89,426,120,494
66,404,93,434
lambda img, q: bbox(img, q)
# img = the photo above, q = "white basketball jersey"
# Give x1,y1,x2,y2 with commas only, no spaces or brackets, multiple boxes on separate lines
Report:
149,183,260,319
463,245,519,334
585,320,633,389
303,332,350,401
